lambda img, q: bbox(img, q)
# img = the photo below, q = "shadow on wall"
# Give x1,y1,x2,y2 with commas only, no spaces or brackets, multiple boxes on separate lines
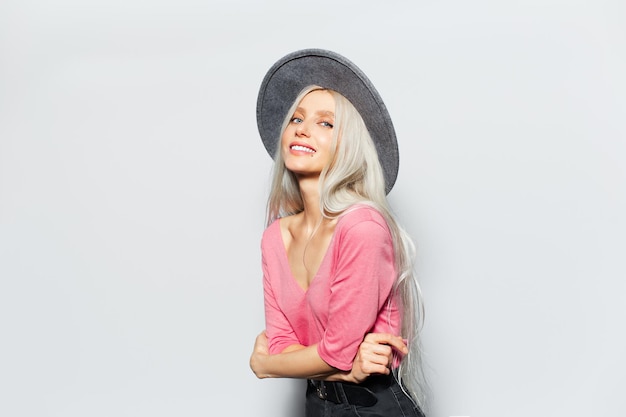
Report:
284,380,307,417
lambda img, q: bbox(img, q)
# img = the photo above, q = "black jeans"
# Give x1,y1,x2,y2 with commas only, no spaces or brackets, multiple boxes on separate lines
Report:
305,375,425,417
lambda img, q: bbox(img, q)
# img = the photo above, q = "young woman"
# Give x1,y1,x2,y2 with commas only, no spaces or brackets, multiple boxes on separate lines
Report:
250,49,427,417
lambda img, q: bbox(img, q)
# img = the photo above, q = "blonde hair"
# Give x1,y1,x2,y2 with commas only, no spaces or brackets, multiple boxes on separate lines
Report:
266,86,428,409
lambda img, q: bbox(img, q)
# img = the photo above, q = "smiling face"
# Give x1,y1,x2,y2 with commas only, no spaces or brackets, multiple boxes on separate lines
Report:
281,89,336,179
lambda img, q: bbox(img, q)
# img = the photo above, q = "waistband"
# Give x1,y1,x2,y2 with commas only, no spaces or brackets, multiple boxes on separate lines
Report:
307,373,395,407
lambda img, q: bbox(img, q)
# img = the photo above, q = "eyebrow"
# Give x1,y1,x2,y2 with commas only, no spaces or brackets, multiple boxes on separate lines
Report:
294,107,335,118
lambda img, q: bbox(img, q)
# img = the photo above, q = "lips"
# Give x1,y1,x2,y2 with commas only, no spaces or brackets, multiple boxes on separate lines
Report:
289,143,316,154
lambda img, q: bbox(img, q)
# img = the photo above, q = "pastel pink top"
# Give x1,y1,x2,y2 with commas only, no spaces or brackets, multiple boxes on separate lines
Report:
262,205,401,371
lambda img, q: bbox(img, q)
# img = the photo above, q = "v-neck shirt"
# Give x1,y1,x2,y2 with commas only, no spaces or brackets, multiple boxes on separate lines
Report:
261,205,401,371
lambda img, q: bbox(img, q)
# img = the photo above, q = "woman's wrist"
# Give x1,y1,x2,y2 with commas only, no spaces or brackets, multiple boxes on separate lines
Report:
324,371,353,383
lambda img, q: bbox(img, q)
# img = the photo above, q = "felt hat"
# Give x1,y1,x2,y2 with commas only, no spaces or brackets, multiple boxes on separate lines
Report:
256,48,399,194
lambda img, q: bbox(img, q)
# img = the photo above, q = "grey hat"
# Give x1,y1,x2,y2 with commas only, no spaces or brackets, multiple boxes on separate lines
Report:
256,48,399,194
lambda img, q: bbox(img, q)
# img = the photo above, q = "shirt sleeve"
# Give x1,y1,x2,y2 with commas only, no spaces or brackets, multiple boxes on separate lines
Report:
317,215,396,370
261,234,301,354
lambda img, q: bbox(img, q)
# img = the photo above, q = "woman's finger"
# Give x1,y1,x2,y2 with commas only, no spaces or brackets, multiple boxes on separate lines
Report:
363,333,408,354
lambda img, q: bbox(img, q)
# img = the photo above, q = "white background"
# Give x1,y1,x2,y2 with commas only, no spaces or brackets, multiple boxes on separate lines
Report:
1,1,624,416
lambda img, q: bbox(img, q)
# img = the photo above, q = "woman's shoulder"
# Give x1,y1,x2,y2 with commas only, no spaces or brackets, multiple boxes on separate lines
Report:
261,218,281,245
261,213,298,245
337,204,388,230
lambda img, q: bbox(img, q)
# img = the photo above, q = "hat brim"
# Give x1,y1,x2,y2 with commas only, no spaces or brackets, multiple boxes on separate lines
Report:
256,49,398,194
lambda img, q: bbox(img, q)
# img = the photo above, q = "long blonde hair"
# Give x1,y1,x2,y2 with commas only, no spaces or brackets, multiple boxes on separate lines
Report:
266,86,428,409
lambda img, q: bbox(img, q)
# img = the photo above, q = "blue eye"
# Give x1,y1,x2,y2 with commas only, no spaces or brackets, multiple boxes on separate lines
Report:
320,121,334,128
290,117,303,124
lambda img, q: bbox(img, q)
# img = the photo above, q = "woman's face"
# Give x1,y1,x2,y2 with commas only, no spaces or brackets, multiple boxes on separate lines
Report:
281,89,336,178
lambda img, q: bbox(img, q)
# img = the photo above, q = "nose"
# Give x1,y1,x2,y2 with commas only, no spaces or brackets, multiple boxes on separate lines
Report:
296,122,310,137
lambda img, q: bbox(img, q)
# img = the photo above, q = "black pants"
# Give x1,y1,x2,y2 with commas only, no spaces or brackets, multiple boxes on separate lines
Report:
305,375,425,417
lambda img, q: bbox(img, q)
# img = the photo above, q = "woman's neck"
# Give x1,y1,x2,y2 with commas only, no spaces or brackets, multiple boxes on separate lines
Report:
298,177,324,230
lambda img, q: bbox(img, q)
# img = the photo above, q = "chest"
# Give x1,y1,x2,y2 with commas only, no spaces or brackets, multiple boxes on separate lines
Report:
281,221,336,291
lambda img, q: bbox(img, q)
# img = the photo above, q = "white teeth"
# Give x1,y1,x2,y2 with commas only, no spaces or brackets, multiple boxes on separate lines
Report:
291,145,315,153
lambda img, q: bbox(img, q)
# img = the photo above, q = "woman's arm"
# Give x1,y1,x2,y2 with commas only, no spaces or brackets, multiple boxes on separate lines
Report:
250,331,333,379
328,333,408,383
250,331,407,383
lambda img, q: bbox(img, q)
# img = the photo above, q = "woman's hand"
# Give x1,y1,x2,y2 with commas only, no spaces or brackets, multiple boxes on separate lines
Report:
250,331,270,378
342,333,408,383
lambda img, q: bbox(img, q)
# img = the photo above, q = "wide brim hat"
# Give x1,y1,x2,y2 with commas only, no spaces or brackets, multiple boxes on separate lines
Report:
256,48,399,194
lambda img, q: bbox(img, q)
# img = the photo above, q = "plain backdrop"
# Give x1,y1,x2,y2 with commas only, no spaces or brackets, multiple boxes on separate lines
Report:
1,1,624,416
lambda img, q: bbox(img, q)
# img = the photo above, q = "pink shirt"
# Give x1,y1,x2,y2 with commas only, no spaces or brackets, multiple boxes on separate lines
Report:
262,205,401,371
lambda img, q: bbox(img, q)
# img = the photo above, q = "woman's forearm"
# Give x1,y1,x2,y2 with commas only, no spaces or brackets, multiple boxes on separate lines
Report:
250,332,405,383
251,343,340,379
